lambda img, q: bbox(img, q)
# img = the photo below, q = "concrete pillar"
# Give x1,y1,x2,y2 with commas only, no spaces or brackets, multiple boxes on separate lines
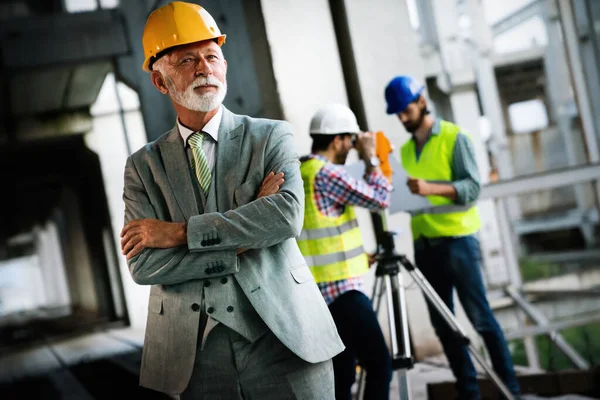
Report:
85,104,149,329
341,0,427,151
115,0,177,143
465,0,516,182
259,0,349,156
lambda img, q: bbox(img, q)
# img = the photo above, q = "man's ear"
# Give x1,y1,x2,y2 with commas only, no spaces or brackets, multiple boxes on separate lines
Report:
150,71,169,95
331,135,343,151
417,95,427,108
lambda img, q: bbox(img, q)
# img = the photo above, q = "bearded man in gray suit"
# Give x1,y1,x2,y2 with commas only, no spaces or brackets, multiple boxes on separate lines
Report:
119,2,344,399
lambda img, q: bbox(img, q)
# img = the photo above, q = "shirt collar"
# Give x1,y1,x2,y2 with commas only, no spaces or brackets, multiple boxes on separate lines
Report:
411,117,441,142
310,154,334,165
178,105,223,146
431,118,441,135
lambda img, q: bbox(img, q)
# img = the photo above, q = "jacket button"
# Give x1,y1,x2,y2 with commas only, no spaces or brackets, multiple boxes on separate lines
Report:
207,307,215,314
221,277,228,284
227,306,234,313
204,280,211,287
191,303,200,312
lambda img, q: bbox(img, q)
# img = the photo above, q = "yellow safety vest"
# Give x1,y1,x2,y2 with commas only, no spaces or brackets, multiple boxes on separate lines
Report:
401,120,481,240
297,158,368,283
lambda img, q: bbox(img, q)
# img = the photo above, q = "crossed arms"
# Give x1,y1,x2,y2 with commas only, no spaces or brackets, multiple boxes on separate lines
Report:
121,126,304,286
120,171,284,259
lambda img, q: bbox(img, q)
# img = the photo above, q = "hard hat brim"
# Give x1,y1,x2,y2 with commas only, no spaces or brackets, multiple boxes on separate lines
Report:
142,34,226,72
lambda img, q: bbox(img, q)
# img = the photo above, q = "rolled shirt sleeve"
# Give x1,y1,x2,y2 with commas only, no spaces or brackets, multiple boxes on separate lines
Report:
451,133,481,205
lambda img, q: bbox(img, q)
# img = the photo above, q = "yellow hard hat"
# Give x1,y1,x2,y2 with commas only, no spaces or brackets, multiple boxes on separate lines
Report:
141,1,226,72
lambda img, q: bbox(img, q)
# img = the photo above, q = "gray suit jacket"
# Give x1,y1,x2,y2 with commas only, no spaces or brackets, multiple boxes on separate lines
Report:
122,107,344,394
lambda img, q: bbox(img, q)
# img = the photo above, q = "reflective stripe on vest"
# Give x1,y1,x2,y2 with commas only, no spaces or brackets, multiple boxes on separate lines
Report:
297,219,360,241
400,120,481,239
409,201,476,216
302,246,365,268
298,158,368,283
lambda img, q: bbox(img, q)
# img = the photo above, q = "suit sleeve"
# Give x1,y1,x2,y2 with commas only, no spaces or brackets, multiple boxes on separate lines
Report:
123,156,238,286
186,121,305,252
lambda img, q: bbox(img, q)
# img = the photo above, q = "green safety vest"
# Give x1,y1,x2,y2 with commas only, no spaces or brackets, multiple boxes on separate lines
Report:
401,120,481,240
297,158,368,283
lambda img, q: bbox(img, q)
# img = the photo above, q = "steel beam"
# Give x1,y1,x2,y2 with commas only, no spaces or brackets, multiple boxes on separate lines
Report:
506,286,590,369
0,10,129,70
491,0,541,37
512,207,599,235
504,310,600,340
523,289,600,299
556,1,600,241
541,0,597,247
528,248,600,264
558,0,600,164
480,162,600,199
15,111,93,141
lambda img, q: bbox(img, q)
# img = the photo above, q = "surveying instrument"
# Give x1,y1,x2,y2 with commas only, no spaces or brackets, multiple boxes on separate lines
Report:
355,210,516,400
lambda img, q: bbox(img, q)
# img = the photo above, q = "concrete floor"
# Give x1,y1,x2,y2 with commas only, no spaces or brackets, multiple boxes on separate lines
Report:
1,327,598,399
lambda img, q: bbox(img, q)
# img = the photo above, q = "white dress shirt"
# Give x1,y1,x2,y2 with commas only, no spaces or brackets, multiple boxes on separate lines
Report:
177,105,222,173
176,106,223,347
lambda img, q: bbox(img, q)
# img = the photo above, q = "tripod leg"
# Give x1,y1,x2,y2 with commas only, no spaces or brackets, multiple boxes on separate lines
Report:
373,276,385,315
396,369,411,400
389,273,412,360
383,273,412,400
405,266,516,400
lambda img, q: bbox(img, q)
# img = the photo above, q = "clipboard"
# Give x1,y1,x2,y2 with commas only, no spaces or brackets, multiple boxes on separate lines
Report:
344,156,432,214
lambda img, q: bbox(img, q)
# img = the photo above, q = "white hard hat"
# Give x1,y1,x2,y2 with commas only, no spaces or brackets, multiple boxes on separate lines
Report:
309,104,361,135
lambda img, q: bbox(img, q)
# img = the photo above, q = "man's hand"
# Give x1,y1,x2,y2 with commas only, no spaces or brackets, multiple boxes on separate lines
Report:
407,177,432,196
355,131,376,161
121,219,186,260
367,253,377,268
256,171,285,198
407,177,459,200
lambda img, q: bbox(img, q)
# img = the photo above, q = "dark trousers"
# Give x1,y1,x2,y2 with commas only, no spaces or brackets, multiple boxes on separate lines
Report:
415,235,520,399
328,290,393,400
181,324,334,399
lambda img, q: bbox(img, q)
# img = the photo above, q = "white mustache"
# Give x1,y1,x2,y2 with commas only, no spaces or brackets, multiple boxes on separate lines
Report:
191,76,224,90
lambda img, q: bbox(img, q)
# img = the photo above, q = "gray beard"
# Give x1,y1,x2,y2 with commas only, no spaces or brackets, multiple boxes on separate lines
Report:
170,77,227,112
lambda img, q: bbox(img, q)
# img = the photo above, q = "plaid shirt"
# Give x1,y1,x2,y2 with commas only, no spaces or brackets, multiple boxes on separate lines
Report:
308,155,392,305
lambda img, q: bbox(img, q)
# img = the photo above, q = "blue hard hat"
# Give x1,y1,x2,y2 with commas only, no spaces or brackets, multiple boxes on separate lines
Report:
384,75,424,115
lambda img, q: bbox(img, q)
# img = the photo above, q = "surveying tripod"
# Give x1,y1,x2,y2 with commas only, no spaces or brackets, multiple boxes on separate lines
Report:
356,211,515,400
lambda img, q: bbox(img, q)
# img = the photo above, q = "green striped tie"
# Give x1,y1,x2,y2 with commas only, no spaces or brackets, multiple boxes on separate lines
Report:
188,132,211,193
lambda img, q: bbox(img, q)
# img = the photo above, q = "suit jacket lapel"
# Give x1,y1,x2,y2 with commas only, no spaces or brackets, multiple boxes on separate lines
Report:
159,126,201,220
209,107,244,213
